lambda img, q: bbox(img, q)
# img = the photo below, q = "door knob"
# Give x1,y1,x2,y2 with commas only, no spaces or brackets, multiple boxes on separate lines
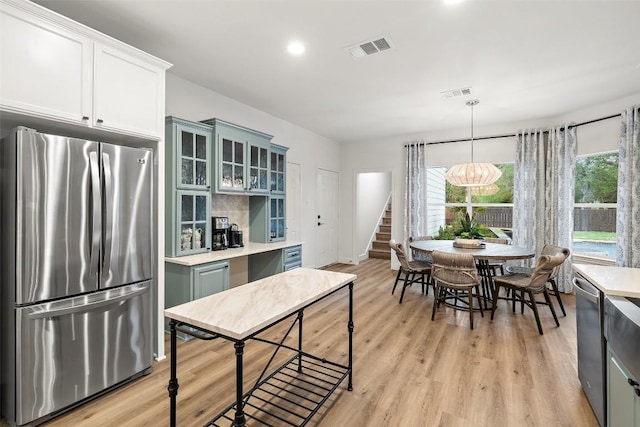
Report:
318,222,325,226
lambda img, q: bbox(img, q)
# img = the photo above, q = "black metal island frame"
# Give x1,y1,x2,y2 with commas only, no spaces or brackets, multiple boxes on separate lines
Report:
164,267,357,426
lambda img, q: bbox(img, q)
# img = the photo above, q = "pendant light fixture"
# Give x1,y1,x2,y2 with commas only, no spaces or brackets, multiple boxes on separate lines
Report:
445,100,502,187
471,183,500,196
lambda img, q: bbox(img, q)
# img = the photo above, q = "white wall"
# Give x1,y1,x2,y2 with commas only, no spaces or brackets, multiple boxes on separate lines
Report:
165,73,341,267
338,92,640,270
356,172,391,260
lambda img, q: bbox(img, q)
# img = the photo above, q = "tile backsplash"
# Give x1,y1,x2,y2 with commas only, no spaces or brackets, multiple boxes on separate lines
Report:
211,194,249,231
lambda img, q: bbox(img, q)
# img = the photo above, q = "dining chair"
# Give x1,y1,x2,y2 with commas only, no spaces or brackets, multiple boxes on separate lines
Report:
409,235,434,266
491,251,569,335
389,240,432,303
505,244,570,316
430,251,484,330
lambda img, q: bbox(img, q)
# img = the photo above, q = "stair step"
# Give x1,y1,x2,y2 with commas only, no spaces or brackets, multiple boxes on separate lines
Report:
369,248,391,259
372,240,390,250
379,225,391,233
376,232,391,240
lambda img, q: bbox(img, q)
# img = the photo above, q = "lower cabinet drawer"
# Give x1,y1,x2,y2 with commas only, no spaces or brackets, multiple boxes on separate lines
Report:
283,245,302,265
283,261,301,271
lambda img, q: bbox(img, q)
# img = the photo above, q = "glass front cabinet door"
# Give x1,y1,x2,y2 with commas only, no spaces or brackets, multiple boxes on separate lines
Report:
177,190,211,255
178,124,210,189
202,118,273,195
270,144,288,194
269,195,286,241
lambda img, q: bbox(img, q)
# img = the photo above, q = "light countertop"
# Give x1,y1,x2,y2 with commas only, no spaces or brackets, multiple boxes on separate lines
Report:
165,240,303,266
164,267,356,340
573,264,640,298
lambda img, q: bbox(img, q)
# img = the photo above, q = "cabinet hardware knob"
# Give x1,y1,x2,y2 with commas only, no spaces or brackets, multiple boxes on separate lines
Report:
82,116,89,121
629,378,639,387
318,222,324,226
97,119,104,124
635,388,640,397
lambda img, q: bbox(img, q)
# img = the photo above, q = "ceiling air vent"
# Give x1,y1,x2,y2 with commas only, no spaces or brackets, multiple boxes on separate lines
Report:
345,36,392,59
440,87,473,98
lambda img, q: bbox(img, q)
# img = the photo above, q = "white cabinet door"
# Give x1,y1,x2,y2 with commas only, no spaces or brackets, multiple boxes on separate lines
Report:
0,3,92,123
93,44,163,138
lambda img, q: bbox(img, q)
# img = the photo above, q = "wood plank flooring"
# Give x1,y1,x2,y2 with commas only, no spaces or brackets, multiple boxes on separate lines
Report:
5,258,598,426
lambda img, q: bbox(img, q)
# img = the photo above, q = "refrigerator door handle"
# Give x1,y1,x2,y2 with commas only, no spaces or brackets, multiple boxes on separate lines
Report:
89,151,102,277
27,284,148,319
102,152,113,272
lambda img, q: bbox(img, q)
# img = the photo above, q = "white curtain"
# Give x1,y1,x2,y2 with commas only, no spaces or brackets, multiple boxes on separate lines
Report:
404,143,429,242
546,125,576,292
616,106,640,267
512,130,546,258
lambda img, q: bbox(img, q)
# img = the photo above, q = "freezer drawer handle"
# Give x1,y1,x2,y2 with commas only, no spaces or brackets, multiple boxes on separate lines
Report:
573,277,599,304
27,286,148,319
89,151,102,277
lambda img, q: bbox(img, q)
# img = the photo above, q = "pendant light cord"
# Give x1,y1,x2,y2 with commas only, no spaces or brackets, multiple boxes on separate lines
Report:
467,99,479,163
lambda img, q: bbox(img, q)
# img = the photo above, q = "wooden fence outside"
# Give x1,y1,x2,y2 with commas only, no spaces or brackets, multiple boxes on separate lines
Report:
445,207,616,232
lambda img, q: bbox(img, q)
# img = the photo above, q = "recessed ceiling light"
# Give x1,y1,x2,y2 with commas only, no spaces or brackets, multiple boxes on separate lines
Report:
287,42,305,55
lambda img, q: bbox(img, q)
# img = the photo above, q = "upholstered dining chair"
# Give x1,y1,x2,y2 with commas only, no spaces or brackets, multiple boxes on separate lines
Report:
389,240,432,303
505,244,570,316
430,251,484,330
491,251,569,335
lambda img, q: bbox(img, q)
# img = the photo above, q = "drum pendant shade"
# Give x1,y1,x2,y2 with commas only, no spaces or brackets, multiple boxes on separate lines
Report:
445,100,502,187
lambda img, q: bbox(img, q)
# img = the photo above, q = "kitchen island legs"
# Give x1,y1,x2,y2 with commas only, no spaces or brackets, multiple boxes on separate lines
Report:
168,281,354,426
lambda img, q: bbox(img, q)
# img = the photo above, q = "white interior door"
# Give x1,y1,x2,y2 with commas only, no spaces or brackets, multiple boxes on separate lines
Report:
286,162,301,241
316,168,339,268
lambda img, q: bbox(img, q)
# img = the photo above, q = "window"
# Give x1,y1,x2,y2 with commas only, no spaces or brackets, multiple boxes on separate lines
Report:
573,151,618,260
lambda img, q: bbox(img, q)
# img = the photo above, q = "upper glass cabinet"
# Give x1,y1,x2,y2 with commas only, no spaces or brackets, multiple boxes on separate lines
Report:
270,145,288,194
173,121,211,190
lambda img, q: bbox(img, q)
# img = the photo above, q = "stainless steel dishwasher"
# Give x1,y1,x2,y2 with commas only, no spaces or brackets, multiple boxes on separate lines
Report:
574,276,605,426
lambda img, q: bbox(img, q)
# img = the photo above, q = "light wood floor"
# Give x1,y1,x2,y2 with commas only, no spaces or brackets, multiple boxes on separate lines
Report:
6,258,598,426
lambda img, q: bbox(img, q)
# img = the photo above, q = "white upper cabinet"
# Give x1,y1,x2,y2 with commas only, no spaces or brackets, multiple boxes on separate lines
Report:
0,0,171,140
93,44,164,138
0,3,92,124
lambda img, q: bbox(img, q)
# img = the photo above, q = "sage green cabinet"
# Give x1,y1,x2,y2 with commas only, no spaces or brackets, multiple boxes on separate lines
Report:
608,346,640,427
165,260,230,340
201,118,272,195
270,144,287,194
248,245,302,282
165,117,213,257
249,195,286,243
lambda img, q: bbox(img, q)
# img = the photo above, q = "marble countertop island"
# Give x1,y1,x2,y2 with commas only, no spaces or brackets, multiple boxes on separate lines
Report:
164,267,356,340
573,264,640,298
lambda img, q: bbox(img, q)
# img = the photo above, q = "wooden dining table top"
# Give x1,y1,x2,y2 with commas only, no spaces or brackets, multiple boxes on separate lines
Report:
410,239,535,260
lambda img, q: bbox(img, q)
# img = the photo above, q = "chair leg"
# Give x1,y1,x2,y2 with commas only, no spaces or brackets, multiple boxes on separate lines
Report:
476,285,484,318
392,268,402,295
399,272,410,303
528,290,544,335
491,283,501,320
468,288,474,330
431,283,440,321
543,289,560,327
549,279,567,317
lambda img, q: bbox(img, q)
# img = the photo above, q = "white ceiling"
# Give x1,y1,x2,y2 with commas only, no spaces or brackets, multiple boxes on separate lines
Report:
34,0,640,143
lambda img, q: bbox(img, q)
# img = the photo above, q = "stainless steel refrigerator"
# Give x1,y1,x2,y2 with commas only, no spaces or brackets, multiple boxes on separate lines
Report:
0,127,154,426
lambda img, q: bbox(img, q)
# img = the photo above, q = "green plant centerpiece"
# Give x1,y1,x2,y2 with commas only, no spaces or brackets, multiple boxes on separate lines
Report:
434,212,493,241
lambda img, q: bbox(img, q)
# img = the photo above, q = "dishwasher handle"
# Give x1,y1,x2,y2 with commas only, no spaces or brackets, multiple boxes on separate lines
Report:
573,277,600,304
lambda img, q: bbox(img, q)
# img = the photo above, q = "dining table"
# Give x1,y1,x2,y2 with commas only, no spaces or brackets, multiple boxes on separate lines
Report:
409,239,535,308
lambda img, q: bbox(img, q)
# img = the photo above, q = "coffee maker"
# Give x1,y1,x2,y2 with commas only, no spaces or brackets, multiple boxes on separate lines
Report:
228,223,244,248
212,216,229,250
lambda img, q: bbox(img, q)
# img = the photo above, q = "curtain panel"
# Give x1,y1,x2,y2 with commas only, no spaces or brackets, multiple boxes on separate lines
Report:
546,125,577,292
513,130,546,257
616,106,640,268
404,143,429,244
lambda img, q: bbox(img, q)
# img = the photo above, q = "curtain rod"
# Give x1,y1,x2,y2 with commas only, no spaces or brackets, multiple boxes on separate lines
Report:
404,112,621,147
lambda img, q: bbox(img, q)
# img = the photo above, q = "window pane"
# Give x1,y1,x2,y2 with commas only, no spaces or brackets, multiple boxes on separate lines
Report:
222,139,233,162
195,134,206,159
181,159,193,185
181,194,193,222
235,141,244,164
181,131,193,157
